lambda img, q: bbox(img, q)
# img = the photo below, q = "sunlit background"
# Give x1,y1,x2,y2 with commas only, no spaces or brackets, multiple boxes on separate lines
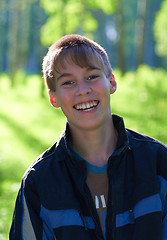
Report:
0,0,167,238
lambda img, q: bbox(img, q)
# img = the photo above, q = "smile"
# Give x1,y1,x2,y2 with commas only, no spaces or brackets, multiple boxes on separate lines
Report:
74,100,99,112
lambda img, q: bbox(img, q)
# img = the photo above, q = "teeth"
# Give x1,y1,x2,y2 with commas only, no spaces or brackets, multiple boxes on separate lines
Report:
84,107,95,112
82,103,86,109
86,103,90,108
75,101,98,111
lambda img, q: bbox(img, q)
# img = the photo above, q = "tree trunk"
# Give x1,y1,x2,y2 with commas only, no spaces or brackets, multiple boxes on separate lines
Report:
8,0,20,86
0,0,6,72
115,0,126,74
135,0,149,67
18,0,31,71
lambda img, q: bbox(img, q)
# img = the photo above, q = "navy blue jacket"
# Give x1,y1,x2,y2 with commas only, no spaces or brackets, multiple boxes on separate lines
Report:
9,115,167,240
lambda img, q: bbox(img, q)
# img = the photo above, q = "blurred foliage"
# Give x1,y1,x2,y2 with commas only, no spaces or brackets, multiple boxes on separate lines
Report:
0,0,165,84
112,65,167,143
85,0,116,13
40,0,115,45
0,66,167,238
154,0,167,59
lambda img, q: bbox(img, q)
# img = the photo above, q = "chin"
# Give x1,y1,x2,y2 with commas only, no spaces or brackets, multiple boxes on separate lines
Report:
76,120,106,131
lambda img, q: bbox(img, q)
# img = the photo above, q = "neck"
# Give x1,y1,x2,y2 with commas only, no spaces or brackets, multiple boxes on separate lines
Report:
70,117,117,167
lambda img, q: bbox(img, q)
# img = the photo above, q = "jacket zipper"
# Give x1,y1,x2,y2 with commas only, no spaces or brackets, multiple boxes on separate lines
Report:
106,179,115,240
107,158,117,240
86,196,104,240
79,178,104,240
78,210,88,231
111,177,116,240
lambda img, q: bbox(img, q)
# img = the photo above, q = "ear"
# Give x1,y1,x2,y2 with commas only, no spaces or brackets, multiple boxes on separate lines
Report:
48,90,60,108
110,74,117,94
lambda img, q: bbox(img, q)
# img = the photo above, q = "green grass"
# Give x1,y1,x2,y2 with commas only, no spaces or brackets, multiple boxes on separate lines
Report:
0,65,167,238
0,74,66,239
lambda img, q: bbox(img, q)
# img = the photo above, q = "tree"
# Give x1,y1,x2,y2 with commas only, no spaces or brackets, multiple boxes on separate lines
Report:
8,0,20,86
17,0,31,71
154,0,167,61
4,0,47,86
0,0,7,72
40,0,115,46
115,0,125,74
135,0,149,67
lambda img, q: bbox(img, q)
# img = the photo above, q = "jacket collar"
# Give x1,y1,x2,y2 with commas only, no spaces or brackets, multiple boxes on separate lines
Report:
112,114,130,156
58,114,129,160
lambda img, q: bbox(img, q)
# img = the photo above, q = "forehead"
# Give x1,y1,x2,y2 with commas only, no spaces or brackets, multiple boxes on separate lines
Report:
56,63,101,82
54,45,105,74
57,59,101,75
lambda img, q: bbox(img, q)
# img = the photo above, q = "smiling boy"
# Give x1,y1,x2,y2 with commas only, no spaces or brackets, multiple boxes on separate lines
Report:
10,34,167,240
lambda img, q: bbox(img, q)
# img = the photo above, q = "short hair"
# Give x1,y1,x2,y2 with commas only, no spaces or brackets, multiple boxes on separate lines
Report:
42,34,112,91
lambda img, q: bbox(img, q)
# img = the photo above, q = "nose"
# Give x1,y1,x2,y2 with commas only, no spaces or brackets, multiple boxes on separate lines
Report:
75,80,91,96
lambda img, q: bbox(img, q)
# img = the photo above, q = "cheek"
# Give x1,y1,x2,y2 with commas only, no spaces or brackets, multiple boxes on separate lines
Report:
96,81,111,96
56,90,72,107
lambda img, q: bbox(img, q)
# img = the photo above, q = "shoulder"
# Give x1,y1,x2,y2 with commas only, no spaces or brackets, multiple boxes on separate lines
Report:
126,128,167,150
126,128,167,179
22,139,66,184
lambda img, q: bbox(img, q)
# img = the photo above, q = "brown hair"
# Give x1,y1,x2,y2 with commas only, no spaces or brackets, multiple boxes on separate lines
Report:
42,34,112,91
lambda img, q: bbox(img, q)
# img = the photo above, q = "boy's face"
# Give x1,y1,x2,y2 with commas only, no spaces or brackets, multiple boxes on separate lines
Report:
49,60,116,132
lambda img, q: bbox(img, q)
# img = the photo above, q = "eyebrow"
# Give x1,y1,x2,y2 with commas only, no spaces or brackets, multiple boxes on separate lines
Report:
57,73,72,81
87,66,101,71
57,66,101,81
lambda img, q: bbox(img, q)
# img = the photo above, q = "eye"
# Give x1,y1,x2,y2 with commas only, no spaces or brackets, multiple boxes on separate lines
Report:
62,80,74,86
87,75,98,80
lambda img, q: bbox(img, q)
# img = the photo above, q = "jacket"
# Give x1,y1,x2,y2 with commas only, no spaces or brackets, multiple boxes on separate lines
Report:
9,115,167,240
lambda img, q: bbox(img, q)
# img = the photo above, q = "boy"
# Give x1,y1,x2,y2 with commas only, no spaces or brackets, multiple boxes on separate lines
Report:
10,34,167,240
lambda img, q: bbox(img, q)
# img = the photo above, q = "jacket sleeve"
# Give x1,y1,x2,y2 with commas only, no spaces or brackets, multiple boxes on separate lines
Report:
9,172,44,240
157,144,167,240
162,198,167,240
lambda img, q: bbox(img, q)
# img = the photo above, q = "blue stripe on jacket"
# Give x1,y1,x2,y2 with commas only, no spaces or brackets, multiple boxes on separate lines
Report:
116,193,162,227
40,205,95,238
158,176,167,240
